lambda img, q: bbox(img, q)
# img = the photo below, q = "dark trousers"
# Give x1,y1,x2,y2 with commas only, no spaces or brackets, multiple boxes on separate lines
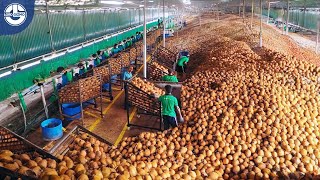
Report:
163,115,178,130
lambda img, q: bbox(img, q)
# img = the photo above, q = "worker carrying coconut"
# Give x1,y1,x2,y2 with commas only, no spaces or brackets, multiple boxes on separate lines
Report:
176,55,189,74
158,85,183,130
162,69,178,82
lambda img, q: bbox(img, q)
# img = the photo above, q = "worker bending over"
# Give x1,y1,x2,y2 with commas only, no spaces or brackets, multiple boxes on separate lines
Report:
162,69,178,82
176,55,189,80
159,85,183,130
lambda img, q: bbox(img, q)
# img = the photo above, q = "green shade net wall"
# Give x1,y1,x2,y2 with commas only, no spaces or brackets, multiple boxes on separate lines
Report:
0,20,159,101
0,8,165,69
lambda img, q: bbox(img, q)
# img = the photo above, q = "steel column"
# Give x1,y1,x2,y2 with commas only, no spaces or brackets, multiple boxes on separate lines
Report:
286,0,289,35
143,0,147,78
163,0,166,47
45,0,55,51
259,0,262,48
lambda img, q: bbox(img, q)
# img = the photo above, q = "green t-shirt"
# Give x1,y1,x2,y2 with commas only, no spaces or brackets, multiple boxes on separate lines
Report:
162,75,178,82
177,56,189,67
159,94,178,117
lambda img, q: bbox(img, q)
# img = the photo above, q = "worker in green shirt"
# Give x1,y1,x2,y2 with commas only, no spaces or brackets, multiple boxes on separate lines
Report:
162,69,178,82
176,55,189,74
158,85,183,130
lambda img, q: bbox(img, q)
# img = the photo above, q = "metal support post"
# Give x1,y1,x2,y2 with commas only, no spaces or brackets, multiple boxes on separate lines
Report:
317,20,319,54
39,84,49,119
251,0,254,29
259,0,263,48
143,0,147,78
243,0,245,21
163,0,166,47
82,9,87,41
45,0,55,51
267,1,271,24
286,0,289,35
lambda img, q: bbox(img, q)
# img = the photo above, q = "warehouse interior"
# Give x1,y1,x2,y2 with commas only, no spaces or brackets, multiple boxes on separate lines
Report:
0,0,320,179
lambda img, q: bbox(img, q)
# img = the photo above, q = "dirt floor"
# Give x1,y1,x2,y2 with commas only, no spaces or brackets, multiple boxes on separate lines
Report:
26,12,320,151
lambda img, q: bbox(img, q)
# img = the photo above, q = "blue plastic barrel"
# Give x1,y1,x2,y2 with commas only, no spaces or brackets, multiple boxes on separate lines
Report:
103,83,110,91
61,103,81,121
41,118,63,141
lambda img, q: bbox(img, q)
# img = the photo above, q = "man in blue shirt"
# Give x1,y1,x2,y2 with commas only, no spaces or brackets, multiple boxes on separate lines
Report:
123,66,134,81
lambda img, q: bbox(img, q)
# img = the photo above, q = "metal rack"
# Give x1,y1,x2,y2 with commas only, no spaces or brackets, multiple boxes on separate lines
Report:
58,75,103,125
147,59,170,81
93,65,113,101
0,126,58,180
152,45,177,71
124,79,163,131
49,125,112,156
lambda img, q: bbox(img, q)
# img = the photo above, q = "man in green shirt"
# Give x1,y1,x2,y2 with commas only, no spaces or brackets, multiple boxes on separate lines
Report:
158,85,183,130
177,55,189,73
162,69,178,82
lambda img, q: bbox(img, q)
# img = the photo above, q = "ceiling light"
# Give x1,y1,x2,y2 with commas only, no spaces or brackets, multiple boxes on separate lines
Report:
100,1,124,5
149,1,154,2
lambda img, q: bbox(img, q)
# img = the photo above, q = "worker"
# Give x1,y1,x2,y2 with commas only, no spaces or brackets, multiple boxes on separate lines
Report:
122,66,134,81
126,37,132,48
177,55,189,74
92,54,100,67
135,32,141,41
158,85,183,130
97,50,107,62
162,69,178,82
131,36,136,43
118,40,125,51
112,44,117,55
78,63,87,76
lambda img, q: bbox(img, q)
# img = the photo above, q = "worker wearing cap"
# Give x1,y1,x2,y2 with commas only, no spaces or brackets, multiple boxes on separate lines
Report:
177,55,189,74
162,69,178,82
158,85,183,130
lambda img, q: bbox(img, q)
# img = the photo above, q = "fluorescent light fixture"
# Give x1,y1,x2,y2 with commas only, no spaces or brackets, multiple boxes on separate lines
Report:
68,46,82,53
100,1,124,5
20,61,41,70
139,4,144,7
149,1,154,2
0,71,12,78
43,52,65,61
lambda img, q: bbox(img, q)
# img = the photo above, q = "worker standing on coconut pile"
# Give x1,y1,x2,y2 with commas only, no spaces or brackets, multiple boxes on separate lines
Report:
159,85,183,130
162,69,179,82
176,55,189,79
